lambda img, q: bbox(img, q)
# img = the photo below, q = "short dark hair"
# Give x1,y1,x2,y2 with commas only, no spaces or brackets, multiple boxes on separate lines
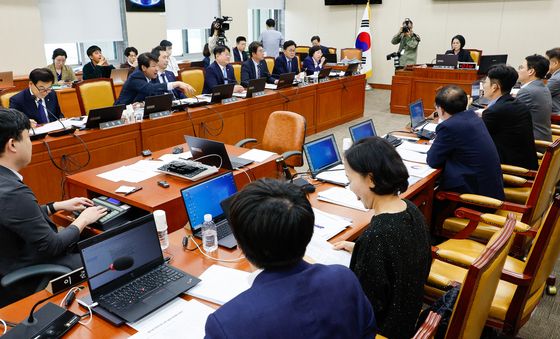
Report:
451,34,466,49
151,45,167,59
160,40,172,48
213,45,230,57
124,47,138,57
236,36,246,44
266,18,275,27
546,47,560,61
229,178,314,269
51,48,67,60
311,35,320,43
137,52,158,70
0,108,31,157
283,40,296,50
86,45,101,57
345,137,409,196
525,54,550,79
29,68,55,85
487,65,519,94
248,41,263,56
435,85,468,115
308,45,322,56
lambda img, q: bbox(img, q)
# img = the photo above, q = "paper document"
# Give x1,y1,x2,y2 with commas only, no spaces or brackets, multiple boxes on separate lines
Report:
232,92,247,98
186,265,250,305
399,142,431,154
408,176,422,186
265,84,277,90
97,160,161,183
316,164,349,186
305,233,352,267
403,160,436,178
313,208,351,240
423,123,438,132
30,120,80,135
317,187,368,212
396,146,428,164
158,152,192,163
194,96,211,103
129,299,214,339
239,149,276,163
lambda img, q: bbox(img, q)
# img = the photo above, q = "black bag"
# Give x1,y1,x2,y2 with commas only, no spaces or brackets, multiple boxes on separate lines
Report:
416,283,461,339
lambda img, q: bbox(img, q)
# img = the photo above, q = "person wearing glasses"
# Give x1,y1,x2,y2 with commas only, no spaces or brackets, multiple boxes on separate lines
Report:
9,68,64,126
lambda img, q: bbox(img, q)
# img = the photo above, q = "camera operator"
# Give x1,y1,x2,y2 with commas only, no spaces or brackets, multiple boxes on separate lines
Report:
391,18,420,67
208,17,231,60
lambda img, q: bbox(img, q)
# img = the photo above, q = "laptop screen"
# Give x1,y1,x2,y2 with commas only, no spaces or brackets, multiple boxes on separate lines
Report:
303,134,341,175
349,119,376,142
181,172,238,230
80,216,162,292
409,100,425,129
471,81,481,99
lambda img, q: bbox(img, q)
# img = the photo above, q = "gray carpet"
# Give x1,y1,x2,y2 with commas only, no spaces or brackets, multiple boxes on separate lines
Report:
306,88,560,338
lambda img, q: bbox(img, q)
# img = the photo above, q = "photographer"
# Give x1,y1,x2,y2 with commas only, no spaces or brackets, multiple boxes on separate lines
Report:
208,17,232,60
390,18,420,67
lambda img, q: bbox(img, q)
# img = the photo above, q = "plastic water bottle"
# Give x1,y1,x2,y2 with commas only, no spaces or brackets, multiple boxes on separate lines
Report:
154,210,169,250
202,214,218,253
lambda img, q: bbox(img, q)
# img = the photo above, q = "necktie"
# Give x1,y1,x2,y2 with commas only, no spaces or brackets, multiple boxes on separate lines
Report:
257,64,261,78
37,99,48,124
287,59,292,71
160,73,167,84
223,67,228,84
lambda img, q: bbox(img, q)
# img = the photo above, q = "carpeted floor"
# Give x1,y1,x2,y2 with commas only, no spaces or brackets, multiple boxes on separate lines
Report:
305,88,560,338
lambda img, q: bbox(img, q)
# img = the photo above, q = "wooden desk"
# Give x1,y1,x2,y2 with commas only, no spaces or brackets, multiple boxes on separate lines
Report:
390,67,479,114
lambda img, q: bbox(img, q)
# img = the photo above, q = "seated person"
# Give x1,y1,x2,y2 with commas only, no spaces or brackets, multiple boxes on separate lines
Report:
160,40,179,76
202,43,211,69
202,45,244,94
82,45,115,80
120,46,138,73
241,41,277,87
115,53,194,106
481,65,538,170
232,36,248,62
205,178,376,338
151,46,187,99
303,45,326,75
545,47,560,115
427,85,505,200
445,34,474,63
9,68,64,125
0,108,107,298
334,137,431,339
310,35,330,57
272,40,301,77
46,48,77,84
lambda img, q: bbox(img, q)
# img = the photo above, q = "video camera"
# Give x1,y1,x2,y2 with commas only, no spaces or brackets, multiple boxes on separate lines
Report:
386,51,402,69
214,16,232,34
402,18,412,33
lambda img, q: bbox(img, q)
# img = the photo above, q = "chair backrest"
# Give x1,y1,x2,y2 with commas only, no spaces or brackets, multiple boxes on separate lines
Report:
0,89,19,108
295,45,310,54
466,49,483,65
341,48,362,61
75,79,116,115
328,47,337,55
230,62,242,83
413,311,442,339
179,68,205,97
264,57,275,73
261,111,306,167
445,215,515,339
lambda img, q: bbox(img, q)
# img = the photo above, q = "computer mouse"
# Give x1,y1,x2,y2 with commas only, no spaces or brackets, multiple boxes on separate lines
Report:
172,146,184,154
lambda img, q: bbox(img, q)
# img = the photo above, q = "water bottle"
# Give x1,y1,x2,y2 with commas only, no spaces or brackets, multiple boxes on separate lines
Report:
154,210,169,250
201,214,218,253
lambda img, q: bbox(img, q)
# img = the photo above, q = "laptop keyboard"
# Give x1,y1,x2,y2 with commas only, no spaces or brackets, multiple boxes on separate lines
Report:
385,135,403,147
216,220,233,239
99,265,184,311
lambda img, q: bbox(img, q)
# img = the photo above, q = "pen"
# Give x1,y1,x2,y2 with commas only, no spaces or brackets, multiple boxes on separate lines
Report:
314,224,324,229
125,187,143,196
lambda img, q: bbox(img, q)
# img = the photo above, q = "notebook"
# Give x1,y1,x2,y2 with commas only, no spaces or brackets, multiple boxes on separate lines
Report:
348,119,377,142
303,134,348,186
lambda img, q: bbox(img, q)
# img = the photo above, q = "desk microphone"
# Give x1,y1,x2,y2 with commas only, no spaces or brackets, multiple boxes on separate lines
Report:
45,104,76,137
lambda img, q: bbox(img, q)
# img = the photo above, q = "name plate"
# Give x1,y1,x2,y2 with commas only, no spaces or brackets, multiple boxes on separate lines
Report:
252,91,266,97
222,97,238,104
149,111,172,120
46,267,87,294
99,119,125,130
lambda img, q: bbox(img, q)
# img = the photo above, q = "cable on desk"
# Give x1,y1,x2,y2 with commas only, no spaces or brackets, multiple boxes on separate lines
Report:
1,318,7,335
190,153,223,170
202,105,225,137
183,235,245,263
236,165,253,183
185,107,198,137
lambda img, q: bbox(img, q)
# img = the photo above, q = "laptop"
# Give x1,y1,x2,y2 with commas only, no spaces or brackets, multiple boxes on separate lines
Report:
470,80,490,107
180,172,238,249
344,63,360,76
324,53,337,64
185,135,254,170
143,93,173,117
434,54,458,68
78,214,200,323
233,77,266,98
0,71,14,88
318,67,332,79
85,104,125,129
276,72,296,89
209,83,235,103
110,68,130,85
409,99,437,139
303,134,348,186
349,119,377,142
478,54,508,75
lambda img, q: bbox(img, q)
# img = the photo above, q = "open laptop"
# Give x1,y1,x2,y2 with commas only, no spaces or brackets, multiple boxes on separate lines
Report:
478,54,508,75
0,71,14,89
470,80,490,108
233,77,266,98
185,135,253,170
180,172,238,249
349,119,377,142
78,214,200,323
303,134,348,186
325,53,337,64
143,93,173,118
318,67,332,79
409,99,437,139
85,104,125,129
110,68,130,85
434,54,458,69
209,83,235,103
266,72,296,90
344,63,360,76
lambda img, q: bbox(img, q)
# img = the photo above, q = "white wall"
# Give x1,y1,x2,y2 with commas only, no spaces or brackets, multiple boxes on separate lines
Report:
221,0,250,48
126,12,167,54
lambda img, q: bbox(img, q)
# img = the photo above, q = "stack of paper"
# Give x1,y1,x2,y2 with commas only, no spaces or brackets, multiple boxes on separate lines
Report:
399,142,431,154
186,265,250,305
396,145,428,164
313,208,351,240
239,149,276,163
317,187,368,212
158,151,192,163
96,160,163,183
403,160,436,178
316,164,349,186
305,233,352,267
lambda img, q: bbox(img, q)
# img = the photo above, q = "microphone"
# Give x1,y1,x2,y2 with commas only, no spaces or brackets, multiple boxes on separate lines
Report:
44,102,75,137
88,256,134,281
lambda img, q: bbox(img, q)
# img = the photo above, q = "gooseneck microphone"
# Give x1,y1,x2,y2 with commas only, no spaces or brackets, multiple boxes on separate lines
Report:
88,256,134,281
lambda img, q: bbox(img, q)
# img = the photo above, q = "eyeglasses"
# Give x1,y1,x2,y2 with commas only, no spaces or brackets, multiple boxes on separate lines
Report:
34,84,52,93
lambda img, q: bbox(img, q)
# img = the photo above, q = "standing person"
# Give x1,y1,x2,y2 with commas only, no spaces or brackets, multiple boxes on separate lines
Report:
302,45,325,75
46,48,77,84
258,18,284,58
545,47,560,115
120,47,138,73
390,18,420,67
160,40,179,76
232,36,248,62
82,45,115,80
445,34,474,63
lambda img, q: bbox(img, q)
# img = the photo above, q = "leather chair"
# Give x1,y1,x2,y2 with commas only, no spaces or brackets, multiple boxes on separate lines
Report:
230,62,242,83
179,68,204,97
425,214,515,338
295,46,310,54
0,89,18,108
466,49,482,65
425,194,560,336
264,57,275,73
327,47,337,55
341,48,362,61
375,311,442,339
75,78,117,115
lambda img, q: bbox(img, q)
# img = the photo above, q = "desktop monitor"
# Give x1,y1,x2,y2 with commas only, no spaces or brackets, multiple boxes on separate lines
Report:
478,54,508,75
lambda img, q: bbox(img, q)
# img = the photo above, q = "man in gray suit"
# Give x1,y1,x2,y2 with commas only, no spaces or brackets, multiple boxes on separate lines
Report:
545,48,560,115
516,54,552,142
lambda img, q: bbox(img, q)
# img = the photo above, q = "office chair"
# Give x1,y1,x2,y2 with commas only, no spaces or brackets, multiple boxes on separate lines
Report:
179,68,205,97
264,57,275,74
341,48,362,61
0,89,19,108
465,49,483,65
230,62,242,83
75,78,117,115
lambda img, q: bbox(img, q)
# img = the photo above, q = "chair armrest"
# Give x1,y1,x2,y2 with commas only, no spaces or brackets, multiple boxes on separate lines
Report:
535,140,553,148
453,208,530,233
280,150,302,161
235,138,257,148
413,311,443,339
1,264,71,288
552,128,560,135
551,123,560,129
436,191,530,214
503,174,531,187
501,163,537,178
500,269,532,286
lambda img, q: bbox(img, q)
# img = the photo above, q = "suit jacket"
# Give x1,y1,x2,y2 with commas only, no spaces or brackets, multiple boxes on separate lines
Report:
82,62,115,80
516,80,552,141
272,55,300,77
155,70,186,99
232,47,248,62
205,261,376,339
46,63,77,83
114,69,168,106
482,94,538,170
547,70,560,114
427,109,505,200
445,49,474,63
9,89,64,123
203,61,237,94
241,59,275,87
302,56,322,75
0,166,81,276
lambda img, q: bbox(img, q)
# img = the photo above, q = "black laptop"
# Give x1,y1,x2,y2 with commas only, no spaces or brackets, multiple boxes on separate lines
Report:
234,77,266,98
185,135,254,170
478,54,508,75
318,67,332,79
78,214,200,323
143,93,173,118
209,83,235,103
85,105,125,129
435,54,458,68
344,63,360,76
276,72,296,89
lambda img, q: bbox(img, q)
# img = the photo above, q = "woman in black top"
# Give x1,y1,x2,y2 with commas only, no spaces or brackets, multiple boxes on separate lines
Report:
334,137,431,339
445,34,474,63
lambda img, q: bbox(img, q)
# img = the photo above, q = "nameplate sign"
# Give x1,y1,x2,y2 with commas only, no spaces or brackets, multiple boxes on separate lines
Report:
252,91,266,97
46,267,87,294
149,111,172,120
99,119,125,130
222,97,238,104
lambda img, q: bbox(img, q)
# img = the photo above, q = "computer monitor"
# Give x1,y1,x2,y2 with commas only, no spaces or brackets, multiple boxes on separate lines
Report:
303,134,342,177
435,54,458,68
86,104,126,129
478,54,508,75
349,119,377,142
144,93,173,117
344,63,360,76
409,99,425,129
210,83,235,103
471,80,482,100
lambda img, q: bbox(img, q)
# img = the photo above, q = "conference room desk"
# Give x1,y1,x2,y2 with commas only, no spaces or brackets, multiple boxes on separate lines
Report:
390,66,479,114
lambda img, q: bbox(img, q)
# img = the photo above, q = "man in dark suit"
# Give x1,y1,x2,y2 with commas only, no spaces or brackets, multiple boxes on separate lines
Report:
310,35,330,58
203,45,244,94
82,45,115,80
272,40,301,78
9,68,64,125
427,85,504,200
204,179,376,338
545,47,560,115
151,46,186,100
232,36,248,62
241,41,278,87
481,65,538,170
115,53,194,106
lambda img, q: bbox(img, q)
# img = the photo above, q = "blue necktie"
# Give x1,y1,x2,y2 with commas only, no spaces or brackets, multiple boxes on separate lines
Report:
288,59,292,71
257,64,261,78
37,99,48,124
160,73,167,83
223,67,228,84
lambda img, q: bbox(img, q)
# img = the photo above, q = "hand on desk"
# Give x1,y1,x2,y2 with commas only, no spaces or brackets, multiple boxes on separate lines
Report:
30,119,38,128
174,82,196,96
54,197,94,212
234,85,245,93
332,241,355,253
73,206,108,231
